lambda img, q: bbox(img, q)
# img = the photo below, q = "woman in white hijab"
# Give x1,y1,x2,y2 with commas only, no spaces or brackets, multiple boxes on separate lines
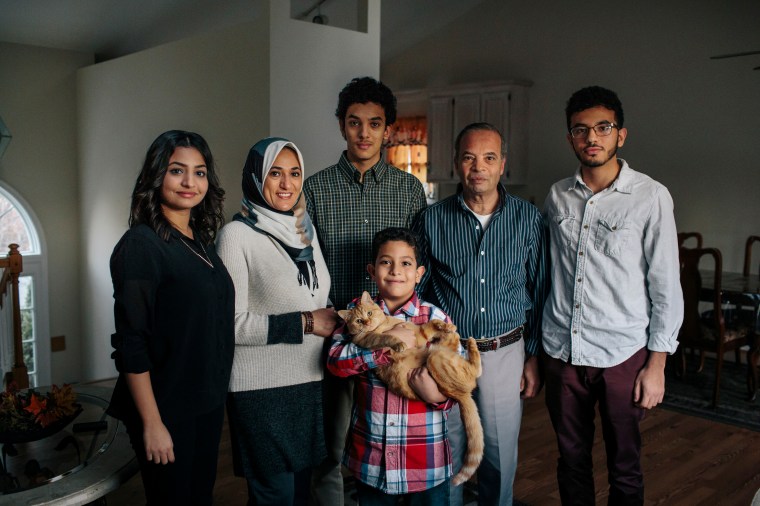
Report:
217,137,338,505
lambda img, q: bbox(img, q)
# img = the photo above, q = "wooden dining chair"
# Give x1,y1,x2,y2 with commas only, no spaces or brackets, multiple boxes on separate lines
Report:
677,247,752,407
678,232,703,249
742,236,760,399
676,232,706,367
744,235,760,277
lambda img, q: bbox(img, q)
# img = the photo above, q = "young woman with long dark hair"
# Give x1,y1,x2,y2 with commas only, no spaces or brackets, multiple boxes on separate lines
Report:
107,130,234,505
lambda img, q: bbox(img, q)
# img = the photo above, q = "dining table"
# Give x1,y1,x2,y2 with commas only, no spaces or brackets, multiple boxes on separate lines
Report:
700,270,760,400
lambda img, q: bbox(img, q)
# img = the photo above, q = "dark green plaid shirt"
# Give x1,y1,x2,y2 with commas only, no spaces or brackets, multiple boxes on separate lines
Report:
303,152,427,310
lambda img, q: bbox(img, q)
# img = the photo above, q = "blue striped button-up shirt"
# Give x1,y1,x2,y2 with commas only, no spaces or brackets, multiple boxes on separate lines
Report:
413,185,550,356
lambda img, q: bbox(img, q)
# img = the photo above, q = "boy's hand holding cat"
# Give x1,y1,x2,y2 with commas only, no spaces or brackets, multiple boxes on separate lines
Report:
408,367,447,404
382,323,418,350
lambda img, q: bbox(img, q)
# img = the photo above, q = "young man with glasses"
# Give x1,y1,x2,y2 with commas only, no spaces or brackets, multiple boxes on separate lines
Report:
542,86,683,505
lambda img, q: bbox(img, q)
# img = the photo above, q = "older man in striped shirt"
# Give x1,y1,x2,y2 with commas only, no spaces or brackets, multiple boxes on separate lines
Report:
414,122,550,505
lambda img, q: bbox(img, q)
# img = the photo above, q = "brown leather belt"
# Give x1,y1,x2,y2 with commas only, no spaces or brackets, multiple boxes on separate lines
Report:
464,326,524,353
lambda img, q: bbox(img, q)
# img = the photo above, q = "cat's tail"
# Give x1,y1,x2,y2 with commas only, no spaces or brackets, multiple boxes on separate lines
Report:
451,394,484,487
465,337,482,378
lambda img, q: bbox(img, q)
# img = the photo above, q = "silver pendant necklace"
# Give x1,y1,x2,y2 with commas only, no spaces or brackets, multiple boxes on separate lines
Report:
180,237,214,269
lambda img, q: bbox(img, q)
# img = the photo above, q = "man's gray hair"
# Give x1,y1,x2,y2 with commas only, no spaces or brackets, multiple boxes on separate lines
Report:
454,122,507,160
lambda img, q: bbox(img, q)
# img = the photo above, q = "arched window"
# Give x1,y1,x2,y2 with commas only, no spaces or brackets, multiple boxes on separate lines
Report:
0,182,49,387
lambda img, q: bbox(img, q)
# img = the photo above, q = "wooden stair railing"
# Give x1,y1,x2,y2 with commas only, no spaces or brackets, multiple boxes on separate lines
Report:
0,243,28,389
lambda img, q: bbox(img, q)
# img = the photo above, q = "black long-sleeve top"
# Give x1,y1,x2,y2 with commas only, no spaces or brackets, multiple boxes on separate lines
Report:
106,224,235,427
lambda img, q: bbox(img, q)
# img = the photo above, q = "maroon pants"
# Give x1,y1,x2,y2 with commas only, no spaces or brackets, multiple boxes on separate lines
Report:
544,347,648,506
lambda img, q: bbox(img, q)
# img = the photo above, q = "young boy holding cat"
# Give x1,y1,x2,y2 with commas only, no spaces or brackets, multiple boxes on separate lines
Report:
326,227,460,504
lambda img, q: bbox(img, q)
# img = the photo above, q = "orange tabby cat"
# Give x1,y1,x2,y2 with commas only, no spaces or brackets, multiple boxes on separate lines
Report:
338,291,484,486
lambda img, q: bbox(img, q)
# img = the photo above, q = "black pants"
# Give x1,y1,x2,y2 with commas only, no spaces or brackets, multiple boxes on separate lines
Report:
355,479,450,505
126,405,225,506
246,467,312,506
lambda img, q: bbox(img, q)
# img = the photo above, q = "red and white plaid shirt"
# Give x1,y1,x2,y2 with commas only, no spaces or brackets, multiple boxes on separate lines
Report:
327,293,460,494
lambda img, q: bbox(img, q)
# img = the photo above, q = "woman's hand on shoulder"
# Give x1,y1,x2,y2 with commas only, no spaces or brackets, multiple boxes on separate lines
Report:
309,307,339,338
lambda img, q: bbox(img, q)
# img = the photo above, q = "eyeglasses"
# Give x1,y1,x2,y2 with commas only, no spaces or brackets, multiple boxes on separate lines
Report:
569,122,619,139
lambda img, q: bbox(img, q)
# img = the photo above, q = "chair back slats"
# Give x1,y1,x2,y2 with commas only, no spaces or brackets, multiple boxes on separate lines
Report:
743,235,760,277
678,232,704,249
679,247,723,345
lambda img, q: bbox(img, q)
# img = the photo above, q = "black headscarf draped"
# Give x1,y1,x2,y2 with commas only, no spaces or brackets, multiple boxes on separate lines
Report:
233,137,318,290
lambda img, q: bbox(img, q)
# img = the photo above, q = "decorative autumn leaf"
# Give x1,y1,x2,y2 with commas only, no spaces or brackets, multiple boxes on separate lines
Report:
50,384,78,417
35,410,59,428
1,392,18,410
23,393,47,417
0,384,81,433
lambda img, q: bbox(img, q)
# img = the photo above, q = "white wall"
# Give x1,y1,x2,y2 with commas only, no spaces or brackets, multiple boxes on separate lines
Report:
382,0,760,272
77,19,271,380
76,0,381,381
0,42,93,383
269,0,380,173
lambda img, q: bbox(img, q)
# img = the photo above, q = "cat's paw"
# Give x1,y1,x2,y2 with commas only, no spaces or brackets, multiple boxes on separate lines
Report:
430,320,457,333
391,342,407,352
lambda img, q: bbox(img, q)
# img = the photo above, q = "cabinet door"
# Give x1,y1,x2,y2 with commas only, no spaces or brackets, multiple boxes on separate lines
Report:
427,97,454,182
482,91,510,134
482,91,510,184
428,94,481,182
482,91,514,184
426,84,530,185
505,86,529,185
452,94,481,141
482,88,528,185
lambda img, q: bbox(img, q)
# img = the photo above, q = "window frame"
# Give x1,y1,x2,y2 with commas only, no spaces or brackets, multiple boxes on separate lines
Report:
0,181,50,386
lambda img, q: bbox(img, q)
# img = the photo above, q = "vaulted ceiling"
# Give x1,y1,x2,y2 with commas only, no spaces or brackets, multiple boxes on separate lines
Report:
0,0,487,63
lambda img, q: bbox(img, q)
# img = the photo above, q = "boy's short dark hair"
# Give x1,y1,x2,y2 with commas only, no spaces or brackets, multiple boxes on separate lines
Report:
371,227,420,264
336,76,397,126
565,86,625,130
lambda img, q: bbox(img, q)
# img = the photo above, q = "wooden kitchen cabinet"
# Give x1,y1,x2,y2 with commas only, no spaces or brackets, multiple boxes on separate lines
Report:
426,81,531,185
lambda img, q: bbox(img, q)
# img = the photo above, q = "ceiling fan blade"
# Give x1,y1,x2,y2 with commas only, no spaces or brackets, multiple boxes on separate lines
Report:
710,50,760,59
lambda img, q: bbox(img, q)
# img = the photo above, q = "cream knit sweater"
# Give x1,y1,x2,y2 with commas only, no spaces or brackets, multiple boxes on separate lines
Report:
216,221,332,393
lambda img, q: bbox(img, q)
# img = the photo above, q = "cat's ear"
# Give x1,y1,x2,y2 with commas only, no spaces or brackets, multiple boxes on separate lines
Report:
337,309,350,321
361,291,373,304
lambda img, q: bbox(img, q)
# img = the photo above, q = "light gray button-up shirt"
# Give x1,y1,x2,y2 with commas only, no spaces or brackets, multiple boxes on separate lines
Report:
542,160,683,367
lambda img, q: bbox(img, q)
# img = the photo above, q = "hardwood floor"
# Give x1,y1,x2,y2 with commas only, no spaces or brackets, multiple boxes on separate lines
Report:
105,391,760,505
515,393,760,505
